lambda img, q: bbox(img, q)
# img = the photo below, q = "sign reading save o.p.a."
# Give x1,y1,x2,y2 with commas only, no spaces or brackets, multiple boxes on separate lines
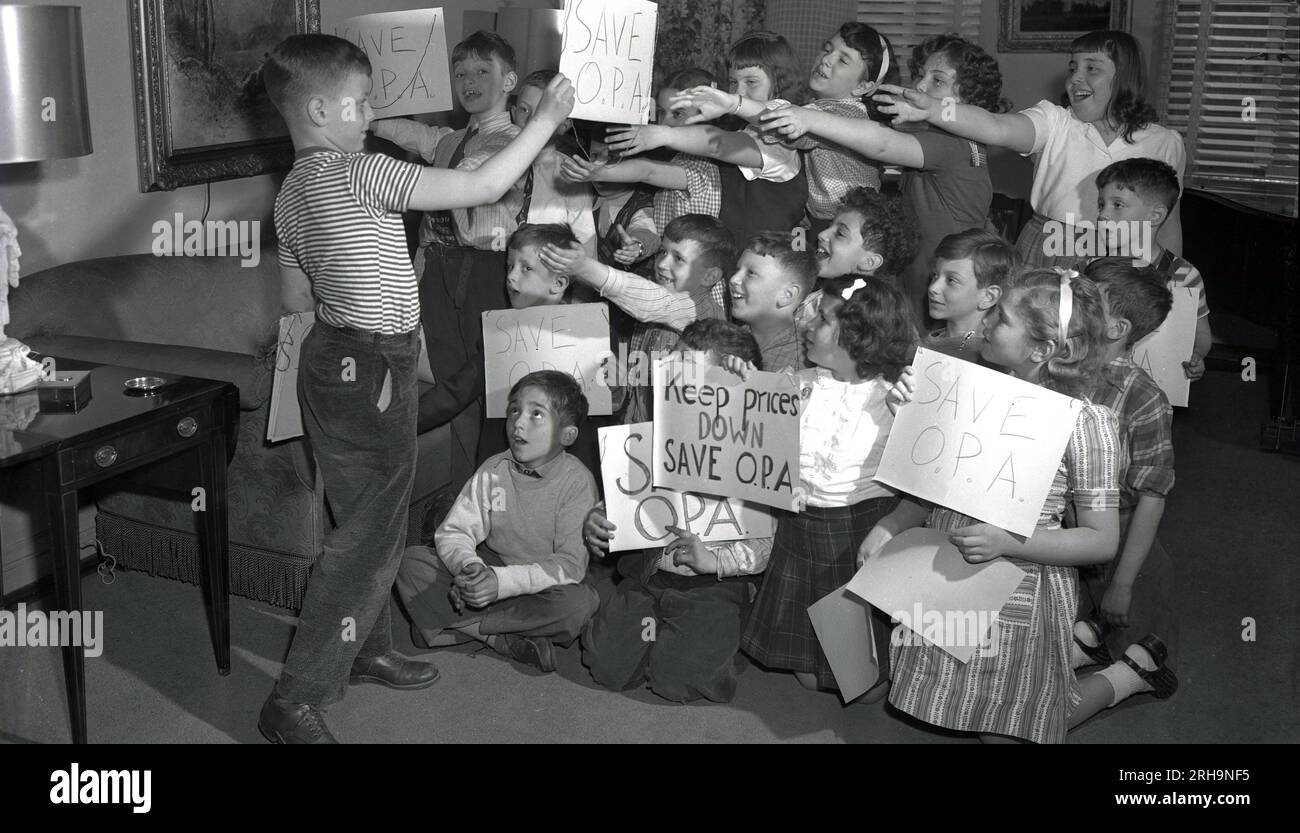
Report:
558,0,657,124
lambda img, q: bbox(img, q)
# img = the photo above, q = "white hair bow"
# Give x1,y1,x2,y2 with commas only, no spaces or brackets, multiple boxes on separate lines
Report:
1052,267,1079,344
839,277,868,300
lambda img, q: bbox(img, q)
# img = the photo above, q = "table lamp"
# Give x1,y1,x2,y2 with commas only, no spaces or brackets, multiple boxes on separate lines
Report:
0,4,93,395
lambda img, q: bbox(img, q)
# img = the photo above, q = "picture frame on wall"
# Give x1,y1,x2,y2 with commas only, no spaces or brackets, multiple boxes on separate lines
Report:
129,0,320,192
998,0,1131,52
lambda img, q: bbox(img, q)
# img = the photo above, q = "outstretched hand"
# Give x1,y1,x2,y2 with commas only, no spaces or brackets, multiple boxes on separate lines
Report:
872,84,940,126
559,153,606,183
606,124,670,157
759,104,813,140
668,86,734,125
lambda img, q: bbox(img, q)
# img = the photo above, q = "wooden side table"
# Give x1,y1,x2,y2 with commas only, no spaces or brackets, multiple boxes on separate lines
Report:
0,362,238,743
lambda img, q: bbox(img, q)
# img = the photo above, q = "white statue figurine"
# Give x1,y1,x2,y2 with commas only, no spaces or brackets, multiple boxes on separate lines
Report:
0,203,44,395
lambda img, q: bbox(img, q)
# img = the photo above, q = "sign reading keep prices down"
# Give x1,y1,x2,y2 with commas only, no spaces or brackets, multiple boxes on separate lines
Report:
651,358,802,512
559,0,657,124
334,9,453,117
874,348,1083,538
482,303,613,419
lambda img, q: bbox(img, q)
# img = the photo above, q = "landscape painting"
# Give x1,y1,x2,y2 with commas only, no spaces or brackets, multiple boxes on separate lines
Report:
999,0,1130,51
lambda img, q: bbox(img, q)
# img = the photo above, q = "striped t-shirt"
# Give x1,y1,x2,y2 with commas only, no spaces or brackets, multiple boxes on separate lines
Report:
275,150,422,334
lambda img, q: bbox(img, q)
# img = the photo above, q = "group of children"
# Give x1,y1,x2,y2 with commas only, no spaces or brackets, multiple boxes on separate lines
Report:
261,19,1209,744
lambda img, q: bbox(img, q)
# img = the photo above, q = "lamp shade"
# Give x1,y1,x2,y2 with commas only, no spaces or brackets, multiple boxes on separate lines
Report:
0,4,92,162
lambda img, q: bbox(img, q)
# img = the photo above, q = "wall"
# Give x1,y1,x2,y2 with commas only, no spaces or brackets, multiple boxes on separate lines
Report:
978,0,1168,198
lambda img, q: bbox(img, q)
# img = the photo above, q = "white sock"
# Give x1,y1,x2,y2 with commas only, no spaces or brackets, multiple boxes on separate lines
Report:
1096,643,1157,706
1071,621,1100,669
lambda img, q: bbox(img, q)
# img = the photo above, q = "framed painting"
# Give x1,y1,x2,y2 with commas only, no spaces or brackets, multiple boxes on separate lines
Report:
129,0,320,192
998,0,1131,52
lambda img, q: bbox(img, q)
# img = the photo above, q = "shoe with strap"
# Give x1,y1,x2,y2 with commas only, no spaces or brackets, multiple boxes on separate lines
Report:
258,695,338,744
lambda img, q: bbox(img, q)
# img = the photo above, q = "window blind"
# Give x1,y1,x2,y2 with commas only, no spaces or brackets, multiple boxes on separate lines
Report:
1161,0,1300,216
857,0,983,83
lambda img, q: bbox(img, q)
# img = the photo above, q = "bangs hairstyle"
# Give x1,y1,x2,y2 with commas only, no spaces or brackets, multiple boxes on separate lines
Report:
508,370,588,428
908,33,1010,113
263,34,370,115
452,30,516,73
933,229,1019,288
1069,30,1156,143
824,275,919,383
835,22,898,89
1006,268,1108,397
1083,257,1173,345
839,188,918,278
667,67,717,91
745,231,820,298
664,214,738,277
1095,158,1181,211
676,319,763,369
726,31,808,103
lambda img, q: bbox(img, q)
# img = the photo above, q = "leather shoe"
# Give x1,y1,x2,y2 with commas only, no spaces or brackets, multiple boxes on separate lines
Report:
350,651,441,690
258,695,338,744
501,635,556,672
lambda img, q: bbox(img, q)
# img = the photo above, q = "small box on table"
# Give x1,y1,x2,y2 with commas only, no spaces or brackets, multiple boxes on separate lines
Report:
38,370,92,413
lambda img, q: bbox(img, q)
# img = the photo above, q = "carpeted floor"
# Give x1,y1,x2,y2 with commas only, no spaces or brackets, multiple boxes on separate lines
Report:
2,366,1297,743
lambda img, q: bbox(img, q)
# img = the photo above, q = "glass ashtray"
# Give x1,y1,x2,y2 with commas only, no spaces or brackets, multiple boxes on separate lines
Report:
123,376,167,395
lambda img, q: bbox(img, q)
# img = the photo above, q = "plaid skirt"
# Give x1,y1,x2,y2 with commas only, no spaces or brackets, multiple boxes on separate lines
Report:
741,496,898,690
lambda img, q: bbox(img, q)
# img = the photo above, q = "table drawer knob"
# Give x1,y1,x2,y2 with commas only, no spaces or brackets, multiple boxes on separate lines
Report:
177,417,198,438
94,446,118,468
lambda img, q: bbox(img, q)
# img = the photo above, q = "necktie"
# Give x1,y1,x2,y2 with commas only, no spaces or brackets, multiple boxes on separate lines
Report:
429,127,478,247
515,166,535,227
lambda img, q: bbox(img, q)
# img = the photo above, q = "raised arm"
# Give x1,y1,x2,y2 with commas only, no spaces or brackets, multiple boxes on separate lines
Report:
559,154,688,190
874,84,1036,154
760,104,924,169
407,75,574,211
606,124,763,169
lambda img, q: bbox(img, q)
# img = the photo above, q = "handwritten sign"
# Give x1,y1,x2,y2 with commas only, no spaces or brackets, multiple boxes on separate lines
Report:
482,303,613,418
334,10,452,117
598,422,776,556
874,348,1082,537
559,0,656,124
847,527,1026,663
651,359,801,511
1133,287,1199,408
267,311,314,442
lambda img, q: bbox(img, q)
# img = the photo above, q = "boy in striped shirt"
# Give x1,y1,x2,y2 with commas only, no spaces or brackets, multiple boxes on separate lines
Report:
260,34,572,743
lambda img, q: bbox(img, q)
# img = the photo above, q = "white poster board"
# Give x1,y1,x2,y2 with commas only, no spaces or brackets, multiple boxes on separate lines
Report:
482,303,613,418
847,527,1026,664
598,422,776,555
334,9,453,117
558,0,656,124
267,311,315,442
651,359,801,511
874,348,1082,537
1133,287,1199,408
808,585,879,702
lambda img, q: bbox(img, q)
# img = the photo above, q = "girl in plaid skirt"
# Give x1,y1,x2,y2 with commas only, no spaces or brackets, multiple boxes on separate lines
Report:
733,276,918,694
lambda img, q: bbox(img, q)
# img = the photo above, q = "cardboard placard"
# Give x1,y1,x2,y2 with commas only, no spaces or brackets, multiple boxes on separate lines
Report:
598,422,776,555
874,348,1082,537
847,527,1026,664
1133,286,1199,408
267,311,314,442
334,9,453,117
482,303,613,418
651,359,801,511
558,0,656,124
808,585,879,703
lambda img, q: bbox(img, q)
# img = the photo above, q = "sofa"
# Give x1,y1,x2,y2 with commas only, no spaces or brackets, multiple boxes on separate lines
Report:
9,249,451,610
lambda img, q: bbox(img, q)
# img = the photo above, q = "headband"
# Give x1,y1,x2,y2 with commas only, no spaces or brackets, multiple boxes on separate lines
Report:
876,34,890,86
1053,267,1078,346
840,277,868,300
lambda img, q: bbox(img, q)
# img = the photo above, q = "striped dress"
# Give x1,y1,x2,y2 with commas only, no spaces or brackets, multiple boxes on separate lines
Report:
888,401,1119,744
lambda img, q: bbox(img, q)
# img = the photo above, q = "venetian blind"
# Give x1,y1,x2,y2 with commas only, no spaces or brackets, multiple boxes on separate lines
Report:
1161,0,1300,216
857,0,983,83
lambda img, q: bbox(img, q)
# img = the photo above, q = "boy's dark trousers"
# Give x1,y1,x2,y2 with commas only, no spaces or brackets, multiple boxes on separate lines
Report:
275,320,419,706
418,242,510,490
396,544,598,645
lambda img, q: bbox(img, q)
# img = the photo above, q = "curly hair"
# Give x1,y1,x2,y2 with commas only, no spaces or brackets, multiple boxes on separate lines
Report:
745,230,820,298
820,276,919,382
1069,30,1157,143
1005,268,1108,398
838,188,918,279
1082,257,1172,346
727,31,808,103
508,370,588,428
933,229,1019,288
676,319,763,369
908,33,1010,113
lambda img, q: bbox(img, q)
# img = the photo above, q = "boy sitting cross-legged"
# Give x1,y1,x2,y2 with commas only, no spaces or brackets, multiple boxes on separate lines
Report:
396,371,600,673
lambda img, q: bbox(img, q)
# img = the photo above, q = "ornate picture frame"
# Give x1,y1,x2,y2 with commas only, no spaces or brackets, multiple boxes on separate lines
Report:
129,0,320,192
998,0,1131,52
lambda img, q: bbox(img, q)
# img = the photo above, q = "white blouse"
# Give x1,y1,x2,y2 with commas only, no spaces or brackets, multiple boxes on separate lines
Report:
797,368,896,507
1020,99,1186,223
